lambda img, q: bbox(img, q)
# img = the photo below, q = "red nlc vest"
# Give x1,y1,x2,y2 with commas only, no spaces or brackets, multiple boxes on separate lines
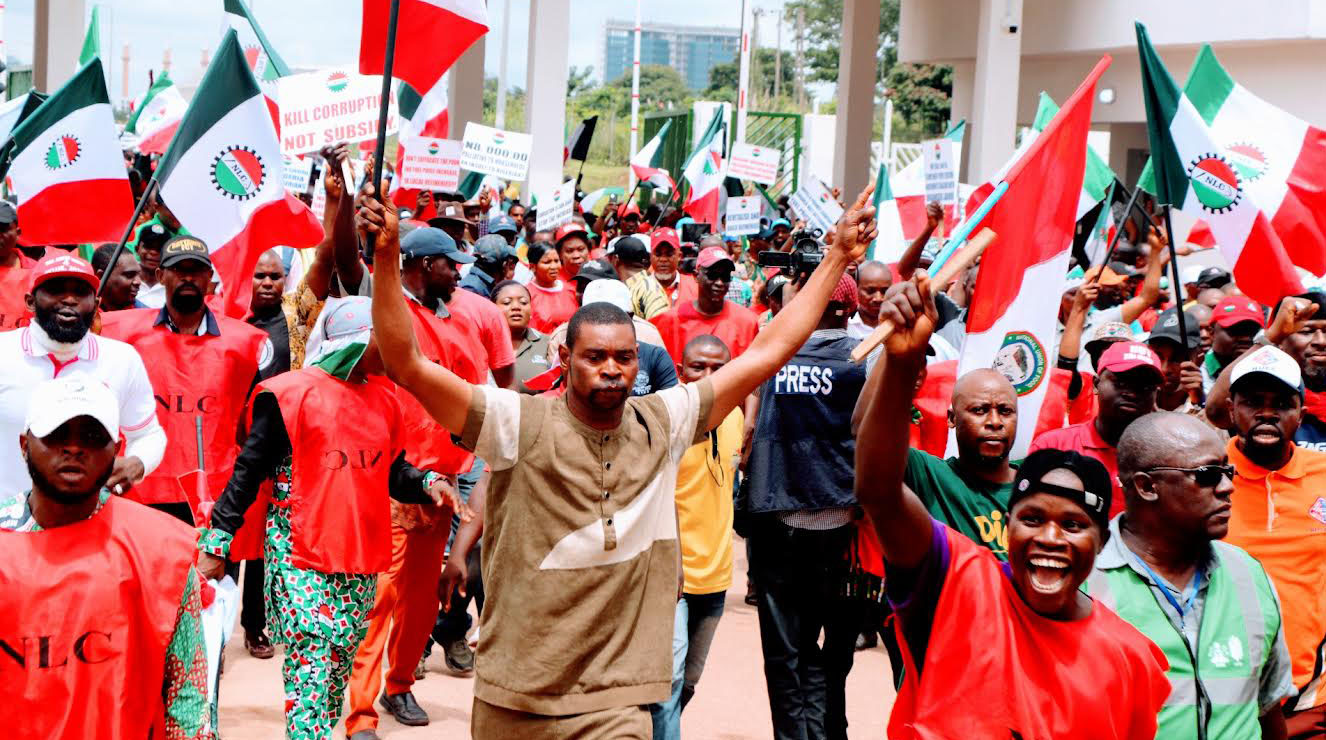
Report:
100,308,265,512
403,299,482,475
0,265,31,331
258,367,405,574
889,528,1171,740
0,497,197,740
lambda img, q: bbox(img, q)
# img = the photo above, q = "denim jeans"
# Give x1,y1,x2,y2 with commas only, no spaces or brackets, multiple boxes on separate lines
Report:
648,592,726,739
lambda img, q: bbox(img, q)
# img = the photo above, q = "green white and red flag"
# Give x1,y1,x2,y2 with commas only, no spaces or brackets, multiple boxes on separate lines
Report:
154,30,323,319
1139,39,1326,282
682,110,726,227
954,56,1109,459
889,119,967,238
223,0,288,130
359,0,488,99
6,58,133,245
124,72,187,155
630,119,675,192
1135,23,1303,304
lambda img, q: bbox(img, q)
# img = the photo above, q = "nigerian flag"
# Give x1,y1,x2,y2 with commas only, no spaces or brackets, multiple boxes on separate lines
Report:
125,72,188,155
682,110,726,227
631,120,675,193
1135,22,1301,305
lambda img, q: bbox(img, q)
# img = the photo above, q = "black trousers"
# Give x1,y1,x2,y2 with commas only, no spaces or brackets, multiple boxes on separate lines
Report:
431,545,485,645
748,520,864,740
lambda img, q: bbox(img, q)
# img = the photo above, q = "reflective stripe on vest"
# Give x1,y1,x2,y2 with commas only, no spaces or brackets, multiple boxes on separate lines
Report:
1086,541,1277,740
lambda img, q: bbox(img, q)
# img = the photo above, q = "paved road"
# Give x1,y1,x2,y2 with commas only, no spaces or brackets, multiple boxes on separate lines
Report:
218,538,897,738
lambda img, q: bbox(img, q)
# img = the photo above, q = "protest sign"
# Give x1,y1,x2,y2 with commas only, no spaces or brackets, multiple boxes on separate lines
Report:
399,138,462,191
535,179,577,232
727,142,780,185
282,155,315,194
277,68,398,155
460,122,532,181
787,176,844,235
725,195,763,236
922,138,958,206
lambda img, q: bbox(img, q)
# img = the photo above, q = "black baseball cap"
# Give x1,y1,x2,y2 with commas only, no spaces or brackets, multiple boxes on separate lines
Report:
159,236,212,269
1010,448,1113,534
0,200,17,224
1147,307,1202,351
1197,266,1232,289
609,236,650,267
401,227,475,263
574,259,617,284
1107,260,1140,278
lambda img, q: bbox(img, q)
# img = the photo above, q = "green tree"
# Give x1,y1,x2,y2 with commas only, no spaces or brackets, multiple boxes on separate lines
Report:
567,65,594,98
885,63,953,138
608,64,692,116
704,48,796,106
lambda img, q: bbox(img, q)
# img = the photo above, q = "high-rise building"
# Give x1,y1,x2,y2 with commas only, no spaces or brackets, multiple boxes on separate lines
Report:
602,20,739,91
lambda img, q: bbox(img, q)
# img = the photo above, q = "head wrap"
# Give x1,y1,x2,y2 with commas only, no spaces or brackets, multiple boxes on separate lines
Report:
830,273,858,315
306,296,373,381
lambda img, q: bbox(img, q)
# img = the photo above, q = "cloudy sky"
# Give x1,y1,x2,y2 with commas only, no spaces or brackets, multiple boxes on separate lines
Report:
2,0,794,103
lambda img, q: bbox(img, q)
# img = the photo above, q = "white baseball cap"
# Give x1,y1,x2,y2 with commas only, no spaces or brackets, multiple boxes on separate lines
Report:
24,377,120,439
582,279,633,315
1230,345,1304,397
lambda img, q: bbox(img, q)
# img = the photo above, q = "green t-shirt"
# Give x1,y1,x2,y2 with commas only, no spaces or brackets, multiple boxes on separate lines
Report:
904,448,1014,561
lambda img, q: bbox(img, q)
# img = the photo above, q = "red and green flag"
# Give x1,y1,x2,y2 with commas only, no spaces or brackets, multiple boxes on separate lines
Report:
223,0,288,130
124,72,188,155
359,0,488,98
154,29,323,318
682,110,726,227
1135,22,1302,304
391,79,450,216
6,58,133,245
630,120,675,193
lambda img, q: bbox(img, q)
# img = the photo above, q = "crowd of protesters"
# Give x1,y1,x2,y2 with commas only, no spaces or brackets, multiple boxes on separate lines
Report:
8,134,1326,740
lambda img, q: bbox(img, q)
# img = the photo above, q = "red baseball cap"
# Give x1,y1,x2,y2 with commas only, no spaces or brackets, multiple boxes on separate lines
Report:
1212,295,1266,329
30,252,99,293
651,227,680,251
1098,341,1164,379
617,201,642,219
696,246,734,271
554,222,589,245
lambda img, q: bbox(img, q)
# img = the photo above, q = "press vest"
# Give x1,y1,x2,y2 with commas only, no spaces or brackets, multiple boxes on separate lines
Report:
0,496,197,739
744,333,866,513
100,308,265,513
1086,542,1281,740
258,368,404,574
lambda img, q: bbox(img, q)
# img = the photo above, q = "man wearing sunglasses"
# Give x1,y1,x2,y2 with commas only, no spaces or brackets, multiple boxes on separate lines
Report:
651,246,759,371
1223,345,1326,735
1089,411,1292,739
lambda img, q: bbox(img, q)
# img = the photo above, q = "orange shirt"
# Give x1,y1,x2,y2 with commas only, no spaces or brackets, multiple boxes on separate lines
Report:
1226,439,1326,709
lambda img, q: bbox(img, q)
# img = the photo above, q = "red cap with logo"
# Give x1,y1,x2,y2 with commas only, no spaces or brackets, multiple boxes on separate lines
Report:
29,252,99,293
554,222,589,244
651,227,680,251
696,246,734,271
1098,341,1163,379
1212,295,1266,329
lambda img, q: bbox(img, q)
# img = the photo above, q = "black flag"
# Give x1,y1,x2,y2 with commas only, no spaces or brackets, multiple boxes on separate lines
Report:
565,115,598,162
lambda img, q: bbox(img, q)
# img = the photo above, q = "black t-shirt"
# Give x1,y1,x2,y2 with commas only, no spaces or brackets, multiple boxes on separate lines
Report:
249,310,291,381
1296,412,1326,453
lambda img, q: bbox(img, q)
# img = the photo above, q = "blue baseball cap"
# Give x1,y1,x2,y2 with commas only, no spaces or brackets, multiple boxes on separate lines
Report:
488,214,518,235
771,218,792,230
401,227,475,263
474,234,518,262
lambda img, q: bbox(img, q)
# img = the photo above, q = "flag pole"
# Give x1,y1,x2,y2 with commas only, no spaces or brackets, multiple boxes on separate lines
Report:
366,0,402,260
628,0,642,190
1162,204,1190,349
928,181,1008,274
1085,179,1143,283
96,178,159,301
651,186,682,231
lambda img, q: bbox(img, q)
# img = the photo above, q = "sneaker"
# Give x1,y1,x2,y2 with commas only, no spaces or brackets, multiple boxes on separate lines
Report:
443,638,475,674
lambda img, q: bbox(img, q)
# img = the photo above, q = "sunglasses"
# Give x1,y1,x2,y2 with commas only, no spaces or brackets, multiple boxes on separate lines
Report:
1147,464,1235,487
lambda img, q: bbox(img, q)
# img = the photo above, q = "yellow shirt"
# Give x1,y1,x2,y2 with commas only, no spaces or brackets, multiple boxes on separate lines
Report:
675,408,743,594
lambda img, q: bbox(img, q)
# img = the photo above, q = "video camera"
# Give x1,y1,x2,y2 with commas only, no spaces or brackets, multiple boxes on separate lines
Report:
756,227,824,279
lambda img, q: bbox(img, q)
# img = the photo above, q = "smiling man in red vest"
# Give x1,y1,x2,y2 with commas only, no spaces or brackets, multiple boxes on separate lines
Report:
196,296,464,739
100,235,268,525
0,377,206,738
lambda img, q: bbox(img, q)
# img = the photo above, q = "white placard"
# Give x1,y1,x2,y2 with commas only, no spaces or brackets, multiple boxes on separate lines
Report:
787,176,845,235
277,68,399,155
459,122,532,181
922,138,958,206
535,179,577,232
282,155,315,193
399,138,462,191
727,142,780,185
725,195,763,236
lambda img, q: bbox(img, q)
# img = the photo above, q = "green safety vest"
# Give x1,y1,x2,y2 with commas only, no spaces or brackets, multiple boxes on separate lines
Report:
1085,541,1281,740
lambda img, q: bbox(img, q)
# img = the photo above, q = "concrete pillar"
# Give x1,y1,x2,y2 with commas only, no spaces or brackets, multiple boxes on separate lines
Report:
33,0,86,91
968,0,1023,182
948,60,975,181
448,37,486,139
831,0,879,199
524,0,570,202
